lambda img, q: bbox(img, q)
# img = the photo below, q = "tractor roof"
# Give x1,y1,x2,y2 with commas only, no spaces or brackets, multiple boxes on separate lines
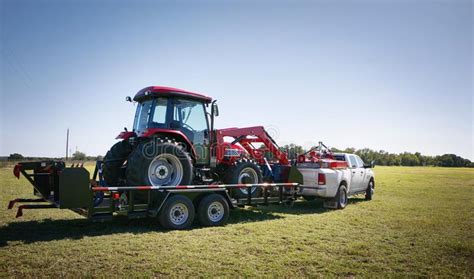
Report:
134,86,212,103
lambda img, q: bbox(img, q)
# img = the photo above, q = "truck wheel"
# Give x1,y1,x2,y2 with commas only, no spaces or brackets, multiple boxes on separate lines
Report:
365,179,374,201
335,184,348,209
103,140,132,185
126,138,193,187
224,160,263,198
197,194,230,227
158,195,195,230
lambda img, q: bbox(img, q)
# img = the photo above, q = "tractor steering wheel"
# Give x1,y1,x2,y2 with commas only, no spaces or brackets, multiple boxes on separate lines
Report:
182,123,196,132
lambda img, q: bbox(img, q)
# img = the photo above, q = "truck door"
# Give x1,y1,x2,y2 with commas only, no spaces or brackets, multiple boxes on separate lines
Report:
348,155,364,192
355,155,370,188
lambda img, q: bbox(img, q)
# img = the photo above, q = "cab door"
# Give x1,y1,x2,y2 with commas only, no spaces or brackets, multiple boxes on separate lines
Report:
348,155,364,192
173,99,210,166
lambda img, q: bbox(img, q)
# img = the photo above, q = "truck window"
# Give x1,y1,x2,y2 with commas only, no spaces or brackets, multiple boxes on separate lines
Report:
349,156,358,168
334,155,346,161
355,156,364,167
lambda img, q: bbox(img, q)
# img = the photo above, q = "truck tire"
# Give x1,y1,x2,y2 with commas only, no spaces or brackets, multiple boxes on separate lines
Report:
365,179,374,201
102,140,132,186
224,159,263,198
158,195,195,230
197,194,230,227
335,184,348,209
126,138,193,187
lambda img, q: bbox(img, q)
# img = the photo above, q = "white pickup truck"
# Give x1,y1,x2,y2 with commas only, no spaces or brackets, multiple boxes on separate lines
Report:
297,153,375,209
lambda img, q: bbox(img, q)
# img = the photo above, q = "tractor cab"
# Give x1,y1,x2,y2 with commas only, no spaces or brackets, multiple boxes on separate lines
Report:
130,86,217,166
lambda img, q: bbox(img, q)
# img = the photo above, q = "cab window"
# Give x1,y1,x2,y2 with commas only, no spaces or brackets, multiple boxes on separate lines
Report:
355,156,365,167
173,99,208,132
349,155,358,168
133,100,153,132
151,98,168,125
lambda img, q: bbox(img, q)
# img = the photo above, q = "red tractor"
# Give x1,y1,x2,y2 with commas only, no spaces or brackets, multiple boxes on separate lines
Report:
102,86,291,198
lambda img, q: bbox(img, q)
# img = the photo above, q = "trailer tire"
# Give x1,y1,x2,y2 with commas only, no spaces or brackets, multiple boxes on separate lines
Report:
103,140,132,185
224,160,263,198
197,194,229,227
335,184,348,209
159,195,195,230
365,179,374,201
126,138,193,187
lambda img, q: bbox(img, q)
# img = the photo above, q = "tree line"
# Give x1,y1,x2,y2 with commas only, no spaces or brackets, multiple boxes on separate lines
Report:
7,146,474,168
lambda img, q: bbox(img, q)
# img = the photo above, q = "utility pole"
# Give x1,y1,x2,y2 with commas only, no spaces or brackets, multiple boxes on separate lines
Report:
66,128,69,160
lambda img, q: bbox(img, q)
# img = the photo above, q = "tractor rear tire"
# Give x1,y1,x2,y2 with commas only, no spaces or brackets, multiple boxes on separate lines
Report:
126,138,194,187
102,140,132,186
224,159,263,199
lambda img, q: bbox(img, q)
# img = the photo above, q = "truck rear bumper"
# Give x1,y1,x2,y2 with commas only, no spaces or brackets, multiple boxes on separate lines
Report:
298,185,331,198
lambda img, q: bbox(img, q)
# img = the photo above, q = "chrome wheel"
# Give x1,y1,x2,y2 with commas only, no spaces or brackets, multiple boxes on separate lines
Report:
369,181,374,196
169,203,189,226
207,201,225,222
238,167,259,195
148,153,183,186
340,188,348,207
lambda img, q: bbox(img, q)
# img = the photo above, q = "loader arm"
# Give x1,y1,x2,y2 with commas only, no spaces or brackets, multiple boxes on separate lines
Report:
215,126,289,165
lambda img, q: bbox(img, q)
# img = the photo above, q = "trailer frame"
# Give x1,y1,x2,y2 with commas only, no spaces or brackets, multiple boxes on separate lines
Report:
8,160,326,228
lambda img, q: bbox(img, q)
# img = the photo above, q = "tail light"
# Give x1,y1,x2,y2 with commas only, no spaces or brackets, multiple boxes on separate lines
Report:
318,173,326,185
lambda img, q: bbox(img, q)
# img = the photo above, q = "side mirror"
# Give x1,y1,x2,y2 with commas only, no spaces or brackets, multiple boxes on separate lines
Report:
126,96,132,102
212,102,219,117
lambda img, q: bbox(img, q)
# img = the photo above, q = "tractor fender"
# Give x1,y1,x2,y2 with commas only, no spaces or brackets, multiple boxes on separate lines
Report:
138,128,197,159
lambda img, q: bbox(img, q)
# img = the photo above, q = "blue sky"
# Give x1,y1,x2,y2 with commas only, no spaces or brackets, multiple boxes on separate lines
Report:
1,0,472,160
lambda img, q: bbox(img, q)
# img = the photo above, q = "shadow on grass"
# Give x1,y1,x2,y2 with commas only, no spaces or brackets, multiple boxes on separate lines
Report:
0,197,368,246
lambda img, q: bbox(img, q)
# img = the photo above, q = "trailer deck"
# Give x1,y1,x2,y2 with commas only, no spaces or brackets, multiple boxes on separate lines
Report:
8,160,315,228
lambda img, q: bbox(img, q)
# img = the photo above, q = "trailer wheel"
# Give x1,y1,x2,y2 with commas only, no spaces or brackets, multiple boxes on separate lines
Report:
159,195,195,230
365,179,374,201
197,194,229,227
335,184,348,209
126,138,193,187
103,140,132,185
224,160,263,198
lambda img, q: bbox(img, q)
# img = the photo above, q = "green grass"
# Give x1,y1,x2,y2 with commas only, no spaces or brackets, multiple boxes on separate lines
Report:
0,166,473,277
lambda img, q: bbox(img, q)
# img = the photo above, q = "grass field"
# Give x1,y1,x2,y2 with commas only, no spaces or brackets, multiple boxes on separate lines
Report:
0,165,473,277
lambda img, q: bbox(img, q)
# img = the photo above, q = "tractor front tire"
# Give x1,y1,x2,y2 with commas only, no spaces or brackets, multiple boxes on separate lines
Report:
126,138,194,187
102,140,132,186
224,159,263,199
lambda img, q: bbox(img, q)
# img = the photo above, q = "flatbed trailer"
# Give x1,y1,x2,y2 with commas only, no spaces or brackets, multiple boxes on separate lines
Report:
8,160,322,229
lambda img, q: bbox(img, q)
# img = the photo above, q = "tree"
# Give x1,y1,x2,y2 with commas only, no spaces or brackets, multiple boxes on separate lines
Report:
8,153,24,160
280,144,305,160
72,151,86,160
